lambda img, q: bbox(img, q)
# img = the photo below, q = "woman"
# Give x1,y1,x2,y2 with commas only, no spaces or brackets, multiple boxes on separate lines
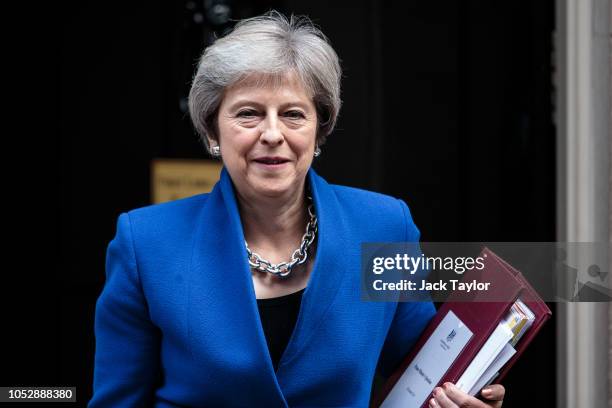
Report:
89,11,505,408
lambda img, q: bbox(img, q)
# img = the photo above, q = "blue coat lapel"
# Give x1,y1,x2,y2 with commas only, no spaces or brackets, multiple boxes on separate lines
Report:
188,166,349,406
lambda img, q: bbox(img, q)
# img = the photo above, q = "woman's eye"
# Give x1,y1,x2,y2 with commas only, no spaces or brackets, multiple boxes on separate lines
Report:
285,110,305,119
237,110,257,118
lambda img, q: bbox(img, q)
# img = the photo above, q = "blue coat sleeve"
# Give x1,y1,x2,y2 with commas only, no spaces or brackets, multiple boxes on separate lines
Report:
376,199,436,379
89,213,161,407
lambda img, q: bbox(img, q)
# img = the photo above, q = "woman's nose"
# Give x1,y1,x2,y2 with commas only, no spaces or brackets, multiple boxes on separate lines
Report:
259,116,284,145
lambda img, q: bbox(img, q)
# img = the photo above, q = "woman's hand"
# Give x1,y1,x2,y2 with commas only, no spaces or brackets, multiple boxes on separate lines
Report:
429,382,505,408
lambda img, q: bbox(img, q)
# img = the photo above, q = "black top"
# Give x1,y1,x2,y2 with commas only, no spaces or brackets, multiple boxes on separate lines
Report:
256,288,305,372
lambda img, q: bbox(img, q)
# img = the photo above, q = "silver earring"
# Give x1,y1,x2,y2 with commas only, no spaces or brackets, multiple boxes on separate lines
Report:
210,145,221,157
314,146,321,157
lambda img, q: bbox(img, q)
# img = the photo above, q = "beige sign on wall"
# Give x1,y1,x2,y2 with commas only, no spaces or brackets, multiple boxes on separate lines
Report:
151,158,223,204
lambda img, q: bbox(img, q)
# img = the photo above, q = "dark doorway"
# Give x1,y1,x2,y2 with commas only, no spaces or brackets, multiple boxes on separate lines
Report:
14,1,557,406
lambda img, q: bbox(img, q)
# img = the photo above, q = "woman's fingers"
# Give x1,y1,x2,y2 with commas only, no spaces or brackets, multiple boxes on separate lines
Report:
438,382,503,408
480,384,505,401
430,385,459,408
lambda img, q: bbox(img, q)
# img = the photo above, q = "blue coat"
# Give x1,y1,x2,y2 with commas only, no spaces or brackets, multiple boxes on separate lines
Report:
89,166,435,407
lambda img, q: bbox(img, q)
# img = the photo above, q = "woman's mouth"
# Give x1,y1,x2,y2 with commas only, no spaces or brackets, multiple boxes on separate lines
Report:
253,157,290,167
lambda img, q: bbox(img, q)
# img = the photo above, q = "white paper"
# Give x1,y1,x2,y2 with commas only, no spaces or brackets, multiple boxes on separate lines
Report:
468,342,516,396
381,310,473,408
456,323,514,393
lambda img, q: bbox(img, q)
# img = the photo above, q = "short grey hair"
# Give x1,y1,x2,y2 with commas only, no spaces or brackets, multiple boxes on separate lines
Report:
188,10,342,151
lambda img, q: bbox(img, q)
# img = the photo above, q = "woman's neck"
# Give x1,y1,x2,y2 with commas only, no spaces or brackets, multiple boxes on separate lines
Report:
237,185,308,262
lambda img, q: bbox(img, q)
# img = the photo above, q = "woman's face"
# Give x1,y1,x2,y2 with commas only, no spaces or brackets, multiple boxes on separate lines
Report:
215,72,318,201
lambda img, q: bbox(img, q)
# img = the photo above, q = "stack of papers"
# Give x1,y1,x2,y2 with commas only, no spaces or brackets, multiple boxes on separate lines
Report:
505,299,535,346
455,299,535,396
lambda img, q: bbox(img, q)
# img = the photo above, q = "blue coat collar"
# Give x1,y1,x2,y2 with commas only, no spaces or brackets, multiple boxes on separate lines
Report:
188,166,349,406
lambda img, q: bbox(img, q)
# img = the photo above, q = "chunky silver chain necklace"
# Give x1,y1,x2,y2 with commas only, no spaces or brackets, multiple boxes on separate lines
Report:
245,195,318,278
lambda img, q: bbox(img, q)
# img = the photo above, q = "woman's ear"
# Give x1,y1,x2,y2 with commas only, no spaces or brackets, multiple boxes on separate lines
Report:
206,136,221,158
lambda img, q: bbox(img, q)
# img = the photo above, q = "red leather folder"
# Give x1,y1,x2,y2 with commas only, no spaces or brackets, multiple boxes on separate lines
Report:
374,247,552,408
